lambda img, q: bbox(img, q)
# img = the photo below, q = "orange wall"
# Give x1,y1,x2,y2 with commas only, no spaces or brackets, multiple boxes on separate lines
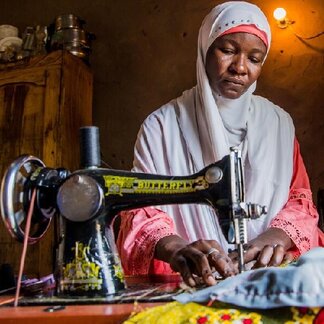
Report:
0,0,323,197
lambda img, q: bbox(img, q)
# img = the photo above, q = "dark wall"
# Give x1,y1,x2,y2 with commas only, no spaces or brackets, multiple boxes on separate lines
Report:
0,0,323,196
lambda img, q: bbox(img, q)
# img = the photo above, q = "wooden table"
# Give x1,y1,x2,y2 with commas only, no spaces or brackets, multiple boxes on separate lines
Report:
0,275,180,324
0,300,163,324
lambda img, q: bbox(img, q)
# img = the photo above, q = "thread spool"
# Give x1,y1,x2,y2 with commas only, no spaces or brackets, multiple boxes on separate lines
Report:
79,126,101,168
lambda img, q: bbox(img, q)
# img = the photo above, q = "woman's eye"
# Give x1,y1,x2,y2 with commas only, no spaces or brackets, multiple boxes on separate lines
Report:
249,56,261,64
221,48,234,54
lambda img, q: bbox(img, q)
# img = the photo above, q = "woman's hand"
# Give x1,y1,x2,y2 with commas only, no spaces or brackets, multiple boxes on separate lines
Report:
155,235,237,287
229,228,295,269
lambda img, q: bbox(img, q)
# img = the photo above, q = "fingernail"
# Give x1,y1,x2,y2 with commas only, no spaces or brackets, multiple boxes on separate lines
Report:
206,275,216,286
224,268,235,277
188,277,196,287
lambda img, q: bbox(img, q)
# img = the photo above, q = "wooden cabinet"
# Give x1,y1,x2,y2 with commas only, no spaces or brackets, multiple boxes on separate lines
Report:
0,50,93,277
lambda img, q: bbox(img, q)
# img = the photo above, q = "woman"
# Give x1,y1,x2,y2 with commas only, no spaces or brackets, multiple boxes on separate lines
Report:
116,1,324,287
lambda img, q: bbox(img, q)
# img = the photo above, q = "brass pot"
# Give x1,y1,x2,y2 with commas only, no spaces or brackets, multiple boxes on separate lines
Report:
55,14,85,31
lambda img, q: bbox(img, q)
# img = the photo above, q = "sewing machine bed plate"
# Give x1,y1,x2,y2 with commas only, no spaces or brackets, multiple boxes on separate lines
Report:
15,281,184,306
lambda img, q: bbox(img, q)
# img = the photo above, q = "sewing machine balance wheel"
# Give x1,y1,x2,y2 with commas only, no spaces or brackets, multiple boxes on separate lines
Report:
0,155,52,244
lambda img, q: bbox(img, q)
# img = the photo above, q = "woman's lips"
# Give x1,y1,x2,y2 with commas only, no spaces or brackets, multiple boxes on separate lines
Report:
225,78,244,86
220,78,246,96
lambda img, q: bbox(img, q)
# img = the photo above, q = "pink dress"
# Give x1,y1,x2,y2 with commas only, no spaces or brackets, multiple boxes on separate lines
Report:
116,138,324,275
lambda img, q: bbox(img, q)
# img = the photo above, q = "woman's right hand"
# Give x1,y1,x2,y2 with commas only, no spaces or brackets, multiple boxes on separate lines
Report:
154,235,237,287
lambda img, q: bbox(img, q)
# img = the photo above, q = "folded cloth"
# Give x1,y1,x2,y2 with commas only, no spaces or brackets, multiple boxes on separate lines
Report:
174,247,324,309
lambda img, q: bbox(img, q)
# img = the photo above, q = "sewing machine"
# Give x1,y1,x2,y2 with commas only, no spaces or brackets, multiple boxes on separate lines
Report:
0,126,266,298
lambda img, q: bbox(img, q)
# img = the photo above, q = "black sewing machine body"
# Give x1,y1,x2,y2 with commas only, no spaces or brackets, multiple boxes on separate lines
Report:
0,127,266,298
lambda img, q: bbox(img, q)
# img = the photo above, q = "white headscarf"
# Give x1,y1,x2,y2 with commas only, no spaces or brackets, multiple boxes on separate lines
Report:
195,1,271,163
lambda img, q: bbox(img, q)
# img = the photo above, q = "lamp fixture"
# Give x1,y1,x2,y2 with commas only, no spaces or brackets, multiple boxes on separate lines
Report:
273,7,292,29
272,7,324,42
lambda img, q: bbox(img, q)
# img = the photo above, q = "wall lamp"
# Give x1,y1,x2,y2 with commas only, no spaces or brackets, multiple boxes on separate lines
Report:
273,7,324,42
273,8,293,29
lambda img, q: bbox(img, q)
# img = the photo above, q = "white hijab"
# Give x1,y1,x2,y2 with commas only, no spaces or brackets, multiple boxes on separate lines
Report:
194,1,271,164
133,1,294,248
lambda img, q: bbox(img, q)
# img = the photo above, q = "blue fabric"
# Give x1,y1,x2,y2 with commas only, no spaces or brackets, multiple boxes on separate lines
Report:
174,247,324,309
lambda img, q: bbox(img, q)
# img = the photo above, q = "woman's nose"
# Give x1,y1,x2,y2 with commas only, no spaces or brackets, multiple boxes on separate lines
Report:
229,55,247,75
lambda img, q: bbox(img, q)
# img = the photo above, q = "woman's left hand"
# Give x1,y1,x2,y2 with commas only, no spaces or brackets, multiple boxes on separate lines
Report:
229,227,295,269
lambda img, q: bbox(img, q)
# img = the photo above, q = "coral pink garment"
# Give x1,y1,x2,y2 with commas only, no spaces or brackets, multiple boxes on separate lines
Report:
270,138,324,254
116,207,175,275
117,138,324,275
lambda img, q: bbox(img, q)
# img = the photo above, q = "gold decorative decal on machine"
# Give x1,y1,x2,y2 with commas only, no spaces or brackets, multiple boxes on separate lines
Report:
113,264,124,281
62,242,102,291
103,176,136,196
103,175,209,196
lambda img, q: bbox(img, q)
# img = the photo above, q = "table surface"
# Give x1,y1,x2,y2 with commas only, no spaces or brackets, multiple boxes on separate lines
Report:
0,300,164,324
0,275,181,324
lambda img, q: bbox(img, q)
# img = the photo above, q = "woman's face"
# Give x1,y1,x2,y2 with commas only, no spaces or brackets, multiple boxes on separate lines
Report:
205,32,267,99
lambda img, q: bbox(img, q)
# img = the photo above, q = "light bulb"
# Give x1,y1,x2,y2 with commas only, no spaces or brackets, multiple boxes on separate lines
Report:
273,8,287,21
273,7,291,28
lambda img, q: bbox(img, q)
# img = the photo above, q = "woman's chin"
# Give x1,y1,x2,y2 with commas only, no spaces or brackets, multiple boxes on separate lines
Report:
220,90,243,99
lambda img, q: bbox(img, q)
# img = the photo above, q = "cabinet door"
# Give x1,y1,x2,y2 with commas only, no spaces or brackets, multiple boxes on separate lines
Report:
0,66,61,277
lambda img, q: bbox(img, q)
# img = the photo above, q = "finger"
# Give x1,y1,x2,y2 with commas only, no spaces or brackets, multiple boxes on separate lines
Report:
268,245,285,267
191,239,226,255
170,255,196,287
282,251,295,265
252,245,275,269
228,249,238,262
208,250,236,277
230,247,256,273
206,241,237,276
242,245,260,264
182,248,216,286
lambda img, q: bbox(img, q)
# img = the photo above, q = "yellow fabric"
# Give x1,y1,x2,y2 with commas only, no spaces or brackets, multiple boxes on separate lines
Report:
123,301,323,324
124,301,261,323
